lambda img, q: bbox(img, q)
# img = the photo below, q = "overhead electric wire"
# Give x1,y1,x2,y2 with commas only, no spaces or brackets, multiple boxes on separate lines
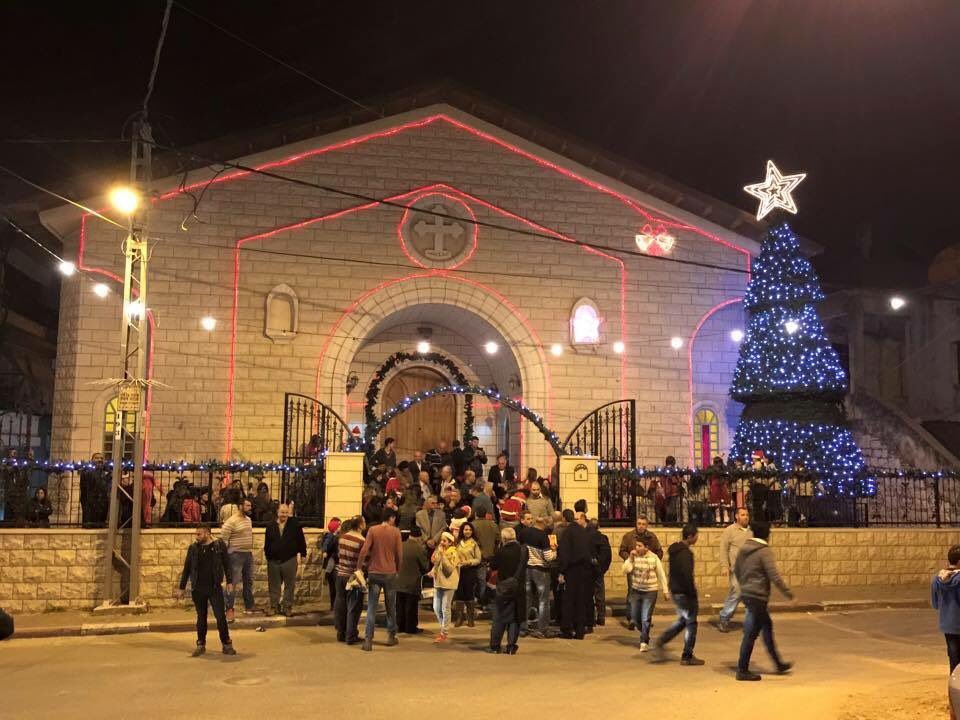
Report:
141,0,175,119
1,216,65,263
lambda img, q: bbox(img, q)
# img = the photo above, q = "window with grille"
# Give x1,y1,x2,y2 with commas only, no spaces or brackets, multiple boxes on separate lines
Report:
693,408,719,468
103,397,137,460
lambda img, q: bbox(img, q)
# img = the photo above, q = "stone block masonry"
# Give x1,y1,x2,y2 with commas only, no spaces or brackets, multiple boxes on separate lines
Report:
2,527,951,614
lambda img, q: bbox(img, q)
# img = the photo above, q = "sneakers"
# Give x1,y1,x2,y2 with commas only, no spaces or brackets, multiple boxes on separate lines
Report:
649,642,666,662
639,642,649,653
385,633,398,647
717,619,730,633
485,646,502,654
627,621,637,631
433,633,448,644
776,662,794,675
361,639,373,652
681,656,706,666
736,670,761,681
191,645,206,657
226,609,235,623
222,644,237,656
243,609,257,616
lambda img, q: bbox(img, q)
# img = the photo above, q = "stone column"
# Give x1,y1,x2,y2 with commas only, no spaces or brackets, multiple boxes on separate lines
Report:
559,455,598,515
846,293,865,395
324,452,364,525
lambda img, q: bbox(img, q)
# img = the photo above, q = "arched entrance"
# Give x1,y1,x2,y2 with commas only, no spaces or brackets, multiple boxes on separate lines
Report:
381,367,456,460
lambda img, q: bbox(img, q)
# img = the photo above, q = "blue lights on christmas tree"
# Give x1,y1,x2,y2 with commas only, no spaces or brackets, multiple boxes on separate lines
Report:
729,222,872,494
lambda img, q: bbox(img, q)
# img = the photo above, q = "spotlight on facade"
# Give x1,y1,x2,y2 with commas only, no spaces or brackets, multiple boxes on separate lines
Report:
200,316,217,331
58,260,76,276
889,296,906,311
784,319,800,335
730,329,744,342
92,282,110,298
109,186,140,215
670,336,683,350
613,340,625,354
416,340,431,354
550,343,563,357
484,341,499,355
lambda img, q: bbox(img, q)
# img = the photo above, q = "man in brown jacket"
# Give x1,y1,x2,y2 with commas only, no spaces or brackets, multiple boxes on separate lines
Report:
618,516,663,630
358,507,403,651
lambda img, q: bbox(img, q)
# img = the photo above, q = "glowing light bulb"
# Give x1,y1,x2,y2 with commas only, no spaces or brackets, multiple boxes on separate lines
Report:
612,340,625,354
124,300,144,318
784,320,800,335
200,316,217,331
670,336,683,350
730,329,744,342
550,343,563,357
484,341,498,355
416,340,430,354
889,296,906,311
109,186,140,215
92,283,110,298
58,261,76,276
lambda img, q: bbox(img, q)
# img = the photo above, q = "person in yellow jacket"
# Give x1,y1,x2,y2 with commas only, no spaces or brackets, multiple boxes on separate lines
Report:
453,522,483,627
430,532,461,643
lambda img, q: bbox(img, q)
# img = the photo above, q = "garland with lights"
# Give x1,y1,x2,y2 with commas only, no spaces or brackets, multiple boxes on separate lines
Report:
729,222,870,494
364,351,474,444
0,459,319,474
367,384,563,455
597,465,960,483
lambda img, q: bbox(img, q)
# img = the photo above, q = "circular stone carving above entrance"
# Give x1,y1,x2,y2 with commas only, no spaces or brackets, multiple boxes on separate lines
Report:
398,192,478,270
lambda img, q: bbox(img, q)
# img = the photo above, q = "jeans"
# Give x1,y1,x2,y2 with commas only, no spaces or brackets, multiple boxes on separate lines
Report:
396,591,420,633
738,597,784,671
224,551,255,611
334,574,362,642
719,574,742,623
365,572,397,640
946,633,960,673
658,593,698,659
433,588,454,634
628,589,658,643
267,557,297,611
192,588,231,647
526,568,551,632
491,596,520,649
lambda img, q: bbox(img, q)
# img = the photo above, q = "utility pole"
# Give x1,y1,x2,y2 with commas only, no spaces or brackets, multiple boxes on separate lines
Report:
96,119,152,612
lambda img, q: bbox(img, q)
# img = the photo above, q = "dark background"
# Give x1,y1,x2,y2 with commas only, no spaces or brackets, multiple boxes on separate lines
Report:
2,0,959,288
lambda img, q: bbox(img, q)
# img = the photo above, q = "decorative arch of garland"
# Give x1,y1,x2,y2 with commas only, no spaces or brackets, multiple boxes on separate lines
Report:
364,351,474,444
369,384,563,456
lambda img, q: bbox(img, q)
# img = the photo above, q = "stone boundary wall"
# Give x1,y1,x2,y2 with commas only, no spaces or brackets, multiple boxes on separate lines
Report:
1,527,951,614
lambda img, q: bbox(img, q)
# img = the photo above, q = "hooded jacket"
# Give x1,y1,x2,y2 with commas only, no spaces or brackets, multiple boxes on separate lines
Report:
666,541,697,597
734,538,793,602
931,567,960,634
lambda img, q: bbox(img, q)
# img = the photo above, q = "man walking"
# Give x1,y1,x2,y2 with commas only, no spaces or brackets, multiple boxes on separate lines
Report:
932,544,960,672
523,515,555,638
264,503,307,617
622,537,669,651
334,516,366,644
718,507,753,632
618,515,663,630
220,498,256,621
735,521,794,681
358,507,403,651
652,524,704,666
557,510,593,639
177,524,236,656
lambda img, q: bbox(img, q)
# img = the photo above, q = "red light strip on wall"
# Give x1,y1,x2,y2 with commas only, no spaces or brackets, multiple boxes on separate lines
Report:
687,298,742,465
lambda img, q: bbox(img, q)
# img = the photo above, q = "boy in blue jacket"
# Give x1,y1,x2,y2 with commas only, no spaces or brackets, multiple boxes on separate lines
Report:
932,544,960,672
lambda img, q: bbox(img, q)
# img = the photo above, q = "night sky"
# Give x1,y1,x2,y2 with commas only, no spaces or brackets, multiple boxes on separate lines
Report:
3,0,959,289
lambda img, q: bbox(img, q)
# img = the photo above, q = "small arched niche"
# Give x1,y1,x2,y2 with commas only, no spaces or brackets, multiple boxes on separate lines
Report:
265,283,299,343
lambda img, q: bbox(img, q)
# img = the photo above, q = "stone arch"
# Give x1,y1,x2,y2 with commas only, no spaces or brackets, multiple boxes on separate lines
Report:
317,273,552,471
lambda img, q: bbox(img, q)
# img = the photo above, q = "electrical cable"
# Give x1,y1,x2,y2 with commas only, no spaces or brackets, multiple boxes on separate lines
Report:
1,216,66,263
141,0,175,119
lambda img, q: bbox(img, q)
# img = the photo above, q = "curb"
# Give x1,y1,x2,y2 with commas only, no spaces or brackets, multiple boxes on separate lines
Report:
10,600,926,640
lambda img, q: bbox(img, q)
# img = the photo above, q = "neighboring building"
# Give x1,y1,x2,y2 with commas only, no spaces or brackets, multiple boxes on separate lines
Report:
40,88,768,471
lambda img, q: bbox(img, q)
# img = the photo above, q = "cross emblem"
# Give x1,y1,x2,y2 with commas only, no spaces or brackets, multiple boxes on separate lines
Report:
414,205,464,260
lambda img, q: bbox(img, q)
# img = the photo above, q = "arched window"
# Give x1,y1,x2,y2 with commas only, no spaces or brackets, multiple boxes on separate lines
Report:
265,283,299,343
103,397,137,460
693,407,719,468
570,298,602,345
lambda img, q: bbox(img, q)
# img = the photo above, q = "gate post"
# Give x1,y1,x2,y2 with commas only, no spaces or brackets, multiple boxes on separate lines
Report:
325,452,364,525
559,455,598,516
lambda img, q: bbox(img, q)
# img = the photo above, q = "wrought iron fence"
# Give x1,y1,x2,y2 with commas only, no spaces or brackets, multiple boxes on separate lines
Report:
0,461,327,528
562,400,636,469
598,467,960,528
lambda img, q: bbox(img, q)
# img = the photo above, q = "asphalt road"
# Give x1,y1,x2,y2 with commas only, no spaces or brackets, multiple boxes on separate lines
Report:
0,609,950,720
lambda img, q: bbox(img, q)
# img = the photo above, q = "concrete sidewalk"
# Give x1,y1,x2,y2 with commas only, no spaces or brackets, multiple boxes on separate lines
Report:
6,585,929,640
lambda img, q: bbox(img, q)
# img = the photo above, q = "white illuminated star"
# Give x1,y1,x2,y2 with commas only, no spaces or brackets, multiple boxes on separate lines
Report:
744,160,806,221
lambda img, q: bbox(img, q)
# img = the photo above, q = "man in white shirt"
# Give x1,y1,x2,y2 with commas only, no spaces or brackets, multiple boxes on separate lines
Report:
718,506,753,632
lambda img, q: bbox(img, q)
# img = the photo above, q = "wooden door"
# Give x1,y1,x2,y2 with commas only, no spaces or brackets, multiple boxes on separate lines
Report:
380,367,457,460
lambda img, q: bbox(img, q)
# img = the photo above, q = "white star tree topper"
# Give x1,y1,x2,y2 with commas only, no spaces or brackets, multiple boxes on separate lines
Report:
744,160,806,220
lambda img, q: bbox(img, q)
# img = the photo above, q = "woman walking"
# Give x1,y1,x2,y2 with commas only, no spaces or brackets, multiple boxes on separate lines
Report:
430,531,460,643
453,522,482,627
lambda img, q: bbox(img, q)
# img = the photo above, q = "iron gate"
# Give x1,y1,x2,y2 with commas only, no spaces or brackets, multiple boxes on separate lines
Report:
561,399,636,467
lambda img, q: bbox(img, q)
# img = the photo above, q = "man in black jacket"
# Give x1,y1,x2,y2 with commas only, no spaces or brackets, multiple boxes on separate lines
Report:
264,504,308,617
588,519,612,627
177,524,236,656
652,524,704,665
557,510,593,639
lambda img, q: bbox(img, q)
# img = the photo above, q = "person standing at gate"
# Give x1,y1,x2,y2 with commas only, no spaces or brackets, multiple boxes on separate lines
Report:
651,524,705,666
931,544,960,672
718,507,753,632
220,498,256,621
358,507,403,651
734,521,794,681
557,510,593,639
177,523,236,656
373,437,398,470
264,503,307,617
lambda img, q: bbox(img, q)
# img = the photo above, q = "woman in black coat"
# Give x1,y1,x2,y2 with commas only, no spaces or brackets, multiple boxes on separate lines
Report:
25,487,53,528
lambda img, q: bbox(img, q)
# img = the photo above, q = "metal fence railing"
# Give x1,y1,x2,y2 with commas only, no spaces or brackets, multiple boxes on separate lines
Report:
0,461,327,529
597,467,960,528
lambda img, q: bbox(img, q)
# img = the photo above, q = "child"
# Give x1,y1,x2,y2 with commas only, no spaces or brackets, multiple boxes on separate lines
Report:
932,544,960,672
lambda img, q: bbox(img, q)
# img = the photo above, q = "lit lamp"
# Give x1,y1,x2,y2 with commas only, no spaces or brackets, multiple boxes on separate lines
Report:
109,186,140,215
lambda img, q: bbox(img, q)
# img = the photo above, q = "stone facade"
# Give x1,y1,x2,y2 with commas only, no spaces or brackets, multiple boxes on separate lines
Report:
1,527,948,614
43,104,755,472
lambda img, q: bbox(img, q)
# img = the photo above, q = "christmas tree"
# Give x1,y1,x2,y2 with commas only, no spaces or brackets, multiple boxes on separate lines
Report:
729,221,871,494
